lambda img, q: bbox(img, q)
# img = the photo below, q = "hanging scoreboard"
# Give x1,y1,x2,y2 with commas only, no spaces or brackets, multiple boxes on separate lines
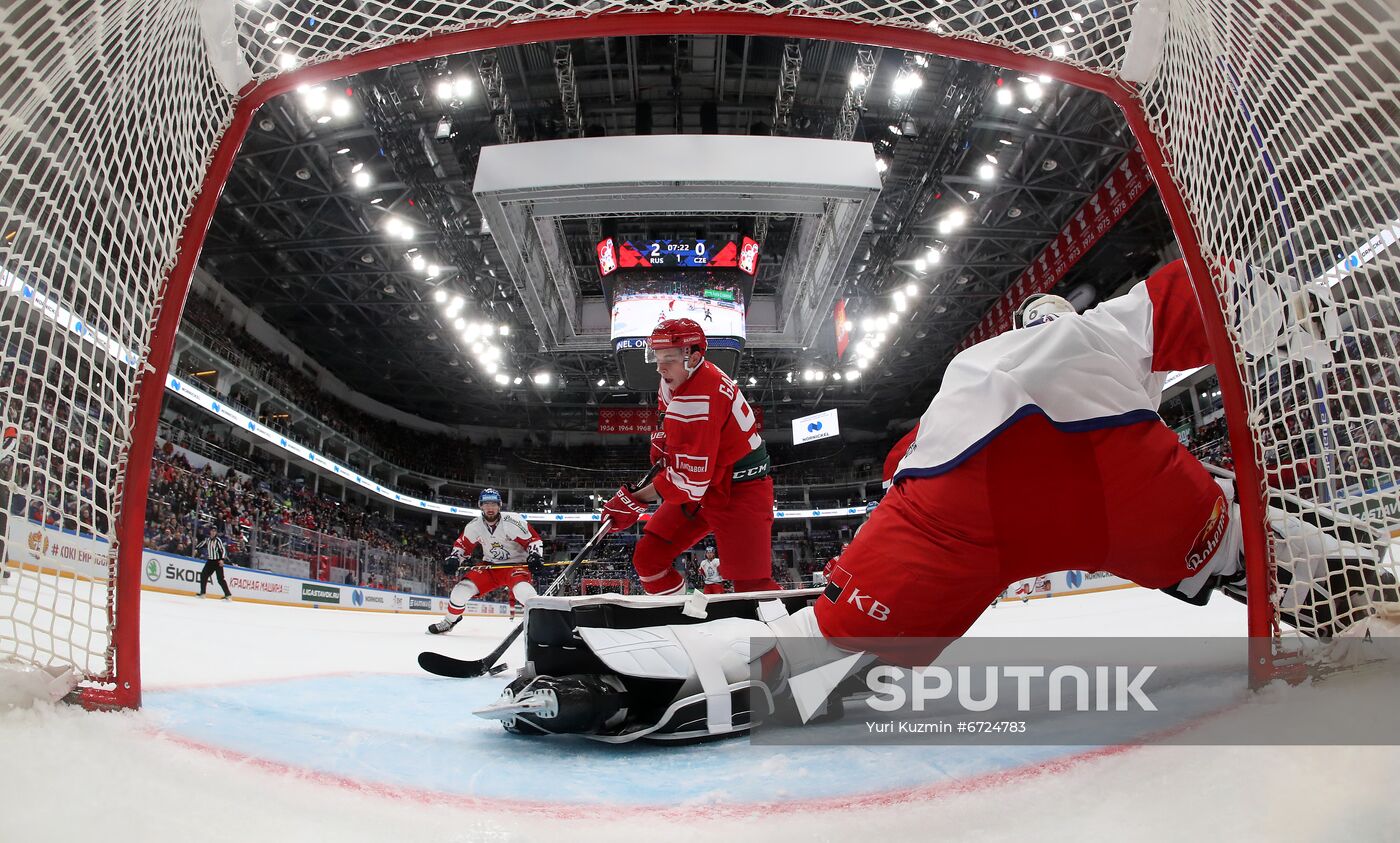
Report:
598,236,761,390
596,237,760,275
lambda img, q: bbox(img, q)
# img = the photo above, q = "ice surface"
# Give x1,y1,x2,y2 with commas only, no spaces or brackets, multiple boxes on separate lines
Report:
2,586,1398,842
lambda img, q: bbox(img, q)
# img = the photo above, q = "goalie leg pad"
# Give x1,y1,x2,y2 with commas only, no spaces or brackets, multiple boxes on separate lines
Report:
1270,504,1390,636
579,617,774,734
1165,487,1395,637
478,592,863,741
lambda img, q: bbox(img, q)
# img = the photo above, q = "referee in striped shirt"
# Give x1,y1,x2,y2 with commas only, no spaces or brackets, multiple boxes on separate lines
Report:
196,527,232,600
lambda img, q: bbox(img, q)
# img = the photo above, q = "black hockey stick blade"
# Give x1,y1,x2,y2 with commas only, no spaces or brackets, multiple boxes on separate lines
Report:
420,644,509,674
418,620,526,678
418,650,481,678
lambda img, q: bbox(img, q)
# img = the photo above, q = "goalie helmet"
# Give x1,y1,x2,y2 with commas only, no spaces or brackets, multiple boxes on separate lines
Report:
1014,293,1075,328
645,318,707,361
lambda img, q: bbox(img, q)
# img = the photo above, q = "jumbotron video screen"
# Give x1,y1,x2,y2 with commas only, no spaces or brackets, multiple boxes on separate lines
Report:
597,236,759,390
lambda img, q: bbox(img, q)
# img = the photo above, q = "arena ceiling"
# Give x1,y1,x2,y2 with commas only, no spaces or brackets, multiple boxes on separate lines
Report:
197,35,1177,431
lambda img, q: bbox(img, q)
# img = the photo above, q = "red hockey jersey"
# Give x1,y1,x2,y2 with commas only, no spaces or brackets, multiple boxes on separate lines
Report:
653,359,765,506
883,427,918,489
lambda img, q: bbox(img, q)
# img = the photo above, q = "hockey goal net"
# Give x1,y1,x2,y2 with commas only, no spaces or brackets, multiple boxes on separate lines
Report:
1,0,1395,706
580,579,634,596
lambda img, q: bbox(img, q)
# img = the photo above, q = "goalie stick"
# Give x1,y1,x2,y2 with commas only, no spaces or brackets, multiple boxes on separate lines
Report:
418,462,663,679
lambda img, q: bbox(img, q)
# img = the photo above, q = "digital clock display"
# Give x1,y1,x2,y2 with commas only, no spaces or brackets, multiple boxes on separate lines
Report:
627,239,721,268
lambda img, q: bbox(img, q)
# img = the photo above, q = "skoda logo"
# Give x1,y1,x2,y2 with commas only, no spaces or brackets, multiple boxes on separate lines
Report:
144,559,160,583
351,589,364,607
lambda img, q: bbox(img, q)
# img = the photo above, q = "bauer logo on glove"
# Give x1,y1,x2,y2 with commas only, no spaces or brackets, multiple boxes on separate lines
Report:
601,486,649,532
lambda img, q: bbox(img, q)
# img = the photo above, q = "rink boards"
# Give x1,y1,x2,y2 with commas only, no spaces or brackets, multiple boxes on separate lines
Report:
3,519,507,617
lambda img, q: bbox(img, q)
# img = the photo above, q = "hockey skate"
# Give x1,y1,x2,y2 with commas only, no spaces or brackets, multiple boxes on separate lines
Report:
476,674,630,737
427,616,462,635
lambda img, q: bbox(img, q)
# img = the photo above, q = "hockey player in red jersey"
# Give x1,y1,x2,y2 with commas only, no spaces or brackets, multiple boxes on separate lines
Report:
600,318,781,595
479,260,1388,740
883,428,917,490
817,424,912,582
428,489,543,634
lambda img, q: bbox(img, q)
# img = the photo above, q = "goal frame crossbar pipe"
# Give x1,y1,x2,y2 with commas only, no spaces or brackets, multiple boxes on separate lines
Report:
103,10,1276,707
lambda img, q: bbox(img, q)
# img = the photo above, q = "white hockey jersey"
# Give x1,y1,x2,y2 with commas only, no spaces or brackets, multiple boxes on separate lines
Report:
892,260,1212,483
699,557,723,584
452,513,543,565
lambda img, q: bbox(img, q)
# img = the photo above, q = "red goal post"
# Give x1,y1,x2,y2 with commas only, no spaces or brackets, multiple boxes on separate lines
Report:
1,1,1395,707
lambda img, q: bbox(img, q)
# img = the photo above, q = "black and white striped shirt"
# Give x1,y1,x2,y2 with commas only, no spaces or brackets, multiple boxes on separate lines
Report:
201,536,227,562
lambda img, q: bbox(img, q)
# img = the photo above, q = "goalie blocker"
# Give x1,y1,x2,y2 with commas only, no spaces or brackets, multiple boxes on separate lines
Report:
473,589,842,743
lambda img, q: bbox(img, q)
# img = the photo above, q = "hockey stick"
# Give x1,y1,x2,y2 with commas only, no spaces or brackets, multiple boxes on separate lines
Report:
419,462,663,679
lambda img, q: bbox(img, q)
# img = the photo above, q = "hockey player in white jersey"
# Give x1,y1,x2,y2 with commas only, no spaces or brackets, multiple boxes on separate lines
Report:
428,489,543,635
698,548,725,594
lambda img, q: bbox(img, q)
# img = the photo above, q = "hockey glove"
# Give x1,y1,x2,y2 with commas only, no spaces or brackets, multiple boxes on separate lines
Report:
648,430,667,464
442,551,465,576
526,549,544,570
601,486,649,533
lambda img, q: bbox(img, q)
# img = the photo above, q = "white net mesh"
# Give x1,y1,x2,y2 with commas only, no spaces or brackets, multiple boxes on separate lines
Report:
1140,1,1399,640
0,0,1395,696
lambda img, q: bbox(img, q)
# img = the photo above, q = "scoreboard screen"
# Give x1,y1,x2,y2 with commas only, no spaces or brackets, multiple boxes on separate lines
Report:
608,271,747,343
602,265,752,390
596,237,760,276
597,236,758,390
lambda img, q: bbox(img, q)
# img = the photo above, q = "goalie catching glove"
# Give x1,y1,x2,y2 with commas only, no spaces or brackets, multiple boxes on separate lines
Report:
601,485,649,533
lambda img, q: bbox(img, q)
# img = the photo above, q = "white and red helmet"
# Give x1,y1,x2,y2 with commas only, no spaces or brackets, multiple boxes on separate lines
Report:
1014,293,1075,329
645,318,707,361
